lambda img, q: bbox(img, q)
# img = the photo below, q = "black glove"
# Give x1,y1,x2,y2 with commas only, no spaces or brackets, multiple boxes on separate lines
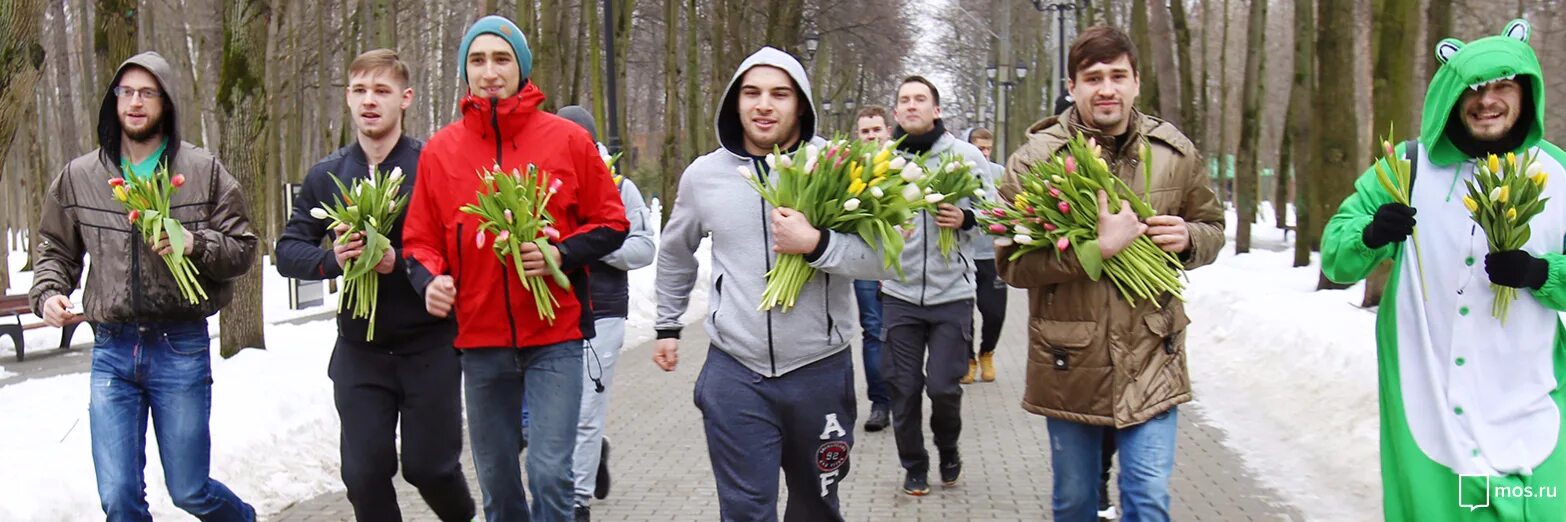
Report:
1362,203,1417,249
1486,250,1550,290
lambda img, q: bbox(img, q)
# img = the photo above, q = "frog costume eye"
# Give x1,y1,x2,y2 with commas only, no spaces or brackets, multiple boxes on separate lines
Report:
1435,38,1464,65
1503,19,1531,43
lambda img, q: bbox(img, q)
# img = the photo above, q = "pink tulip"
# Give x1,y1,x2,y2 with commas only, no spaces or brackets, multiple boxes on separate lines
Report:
1026,206,1037,215
1056,237,1070,252
549,178,564,194
991,208,1008,218
476,230,488,248
1063,155,1077,175
108,177,125,187
1048,187,1062,198
988,223,1008,234
171,174,186,188
542,226,562,242
504,209,514,223
496,230,511,243
1043,223,1058,231
127,210,139,223
1058,201,1071,214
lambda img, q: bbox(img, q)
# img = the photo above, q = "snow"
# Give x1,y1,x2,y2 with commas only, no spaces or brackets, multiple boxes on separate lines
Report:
1184,207,1382,521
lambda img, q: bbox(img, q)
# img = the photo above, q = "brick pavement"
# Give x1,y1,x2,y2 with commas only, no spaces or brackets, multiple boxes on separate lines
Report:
272,289,1304,521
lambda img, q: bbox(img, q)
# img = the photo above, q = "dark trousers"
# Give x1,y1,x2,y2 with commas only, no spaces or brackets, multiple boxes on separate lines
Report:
881,296,973,474
852,279,890,407
970,259,1008,358
697,347,856,522
330,339,475,522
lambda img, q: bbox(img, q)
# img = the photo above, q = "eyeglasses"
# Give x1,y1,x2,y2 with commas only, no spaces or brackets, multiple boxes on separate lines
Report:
112,86,164,100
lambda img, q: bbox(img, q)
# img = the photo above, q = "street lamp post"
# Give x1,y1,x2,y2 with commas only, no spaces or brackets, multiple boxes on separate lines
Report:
603,0,621,154
822,100,834,135
1031,1,1082,112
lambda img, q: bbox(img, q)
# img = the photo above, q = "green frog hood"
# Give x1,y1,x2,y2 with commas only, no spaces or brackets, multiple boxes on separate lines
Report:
1420,19,1544,166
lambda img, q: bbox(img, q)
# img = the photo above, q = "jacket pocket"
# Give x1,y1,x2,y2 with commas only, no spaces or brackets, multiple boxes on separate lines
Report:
1143,310,1191,355
1029,319,1095,371
710,274,725,346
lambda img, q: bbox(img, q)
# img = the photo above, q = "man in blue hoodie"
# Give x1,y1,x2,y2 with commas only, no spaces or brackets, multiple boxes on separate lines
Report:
653,47,893,521
882,75,989,497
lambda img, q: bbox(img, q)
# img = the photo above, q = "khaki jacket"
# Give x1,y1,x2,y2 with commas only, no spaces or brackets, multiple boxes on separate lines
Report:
997,108,1224,427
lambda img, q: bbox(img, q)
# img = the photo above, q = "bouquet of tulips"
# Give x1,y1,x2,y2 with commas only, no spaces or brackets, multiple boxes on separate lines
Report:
462,164,572,323
110,166,207,305
603,151,625,185
1462,151,1550,324
977,133,1185,306
1371,124,1429,298
310,166,409,341
746,137,924,311
917,154,985,258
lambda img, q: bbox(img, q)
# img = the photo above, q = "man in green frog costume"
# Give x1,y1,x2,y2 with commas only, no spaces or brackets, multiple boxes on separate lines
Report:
1324,18,1566,521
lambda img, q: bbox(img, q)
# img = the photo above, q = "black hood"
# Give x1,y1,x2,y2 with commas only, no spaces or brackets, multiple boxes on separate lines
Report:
98,52,181,170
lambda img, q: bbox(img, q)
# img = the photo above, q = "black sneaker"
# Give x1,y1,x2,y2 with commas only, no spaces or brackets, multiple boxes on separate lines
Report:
574,505,591,522
939,453,962,486
594,437,612,500
902,472,931,496
864,405,890,432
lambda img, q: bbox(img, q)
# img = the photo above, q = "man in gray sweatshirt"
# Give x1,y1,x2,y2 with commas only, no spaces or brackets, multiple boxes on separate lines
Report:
883,76,989,497
653,47,893,521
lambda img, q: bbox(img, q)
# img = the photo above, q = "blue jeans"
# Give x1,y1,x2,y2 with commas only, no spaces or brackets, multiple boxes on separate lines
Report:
1046,407,1179,522
463,341,584,522
90,320,254,522
852,280,889,407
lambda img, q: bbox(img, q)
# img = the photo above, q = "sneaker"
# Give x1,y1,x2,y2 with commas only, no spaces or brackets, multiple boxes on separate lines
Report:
594,438,612,500
1097,505,1120,521
939,453,962,486
864,405,890,432
902,472,931,496
959,359,977,384
574,505,591,522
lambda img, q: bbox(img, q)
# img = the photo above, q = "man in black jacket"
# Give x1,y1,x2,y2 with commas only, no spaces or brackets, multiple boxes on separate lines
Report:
275,49,474,521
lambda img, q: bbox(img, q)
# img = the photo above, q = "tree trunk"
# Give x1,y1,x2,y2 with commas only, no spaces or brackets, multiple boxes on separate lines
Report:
1130,0,1159,116
372,0,393,49
216,0,272,356
587,0,605,129
1216,0,1232,204
94,0,139,84
1289,0,1315,267
1234,0,1266,254
1425,0,1452,77
0,0,46,166
1360,0,1419,306
1147,0,1182,124
659,0,679,226
684,0,701,158
763,0,804,57
1171,0,1200,146
1313,0,1356,290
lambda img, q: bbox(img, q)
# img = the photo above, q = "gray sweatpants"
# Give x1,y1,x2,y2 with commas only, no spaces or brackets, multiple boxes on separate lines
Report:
696,347,856,522
881,296,973,475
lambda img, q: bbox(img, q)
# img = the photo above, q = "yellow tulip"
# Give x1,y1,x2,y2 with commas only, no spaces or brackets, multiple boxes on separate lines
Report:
1507,207,1518,222
113,185,128,202
1488,154,1501,175
848,178,867,196
1013,194,1028,208
850,163,864,181
1507,152,1518,168
1500,186,1511,203
1489,186,1503,203
1463,196,1479,213
869,176,886,186
873,162,890,177
873,149,892,165
1533,172,1549,188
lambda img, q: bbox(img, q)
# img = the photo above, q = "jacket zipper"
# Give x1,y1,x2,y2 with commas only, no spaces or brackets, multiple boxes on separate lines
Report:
131,236,143,315
489,98,519,349
454,223,465,319
920,211,929,306
756,160,777,375
824,273,833,345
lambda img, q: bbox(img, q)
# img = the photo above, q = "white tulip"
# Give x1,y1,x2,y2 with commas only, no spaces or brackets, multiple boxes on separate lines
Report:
889,156,908,171
737,165,755,179
925,193,946,204
994,237,1015,247
974,188,987,198
901,163,925,182
843,198,861,211
766,154,779,169
310,207,330,220
1014,224,1031,235
946,162,961,173
902,184,923,202
806,144,821,163
1015,234,1035,245
388,166,404,183
870,186,885,198
778,154,795,169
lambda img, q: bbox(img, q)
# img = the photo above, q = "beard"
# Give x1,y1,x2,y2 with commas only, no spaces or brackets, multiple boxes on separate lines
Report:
122,113,163,143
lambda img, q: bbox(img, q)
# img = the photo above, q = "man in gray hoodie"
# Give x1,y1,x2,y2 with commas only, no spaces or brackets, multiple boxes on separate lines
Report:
883,75,989,497
653,47,892,521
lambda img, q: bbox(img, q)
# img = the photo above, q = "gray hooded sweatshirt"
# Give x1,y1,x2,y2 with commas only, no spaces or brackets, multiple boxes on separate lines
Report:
968,160,1005,261
656,47,893,377
881,132,988,307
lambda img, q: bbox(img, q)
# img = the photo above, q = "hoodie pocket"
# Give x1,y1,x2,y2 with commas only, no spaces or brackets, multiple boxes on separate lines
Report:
710,274,725,345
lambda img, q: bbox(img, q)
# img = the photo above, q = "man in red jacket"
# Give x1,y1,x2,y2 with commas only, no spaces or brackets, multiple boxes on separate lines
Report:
401,15,628,522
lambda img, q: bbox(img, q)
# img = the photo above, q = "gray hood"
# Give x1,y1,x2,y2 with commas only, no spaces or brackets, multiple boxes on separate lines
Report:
716,47,817,157
98,52,181,169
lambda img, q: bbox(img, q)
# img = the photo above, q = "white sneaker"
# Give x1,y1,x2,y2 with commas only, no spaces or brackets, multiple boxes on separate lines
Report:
1097,505,1120,520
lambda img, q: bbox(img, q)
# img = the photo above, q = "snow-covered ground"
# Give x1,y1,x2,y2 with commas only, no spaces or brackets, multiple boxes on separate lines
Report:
1184,207,1382,521
0,204,709,520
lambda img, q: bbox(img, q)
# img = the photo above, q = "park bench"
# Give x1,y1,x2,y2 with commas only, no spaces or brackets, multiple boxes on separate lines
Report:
0,294,80,362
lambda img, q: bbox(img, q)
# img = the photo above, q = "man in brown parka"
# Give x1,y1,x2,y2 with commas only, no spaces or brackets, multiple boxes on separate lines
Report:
996,27,1224,522
30,51,258,520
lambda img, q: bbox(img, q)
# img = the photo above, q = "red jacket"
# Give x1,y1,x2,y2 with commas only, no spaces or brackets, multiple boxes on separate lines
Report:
403,83,629,349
